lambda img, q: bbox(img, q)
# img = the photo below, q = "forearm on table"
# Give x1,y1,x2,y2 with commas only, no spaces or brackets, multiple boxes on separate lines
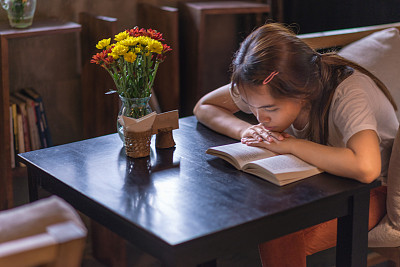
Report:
290,139,380,183
194,104,252,140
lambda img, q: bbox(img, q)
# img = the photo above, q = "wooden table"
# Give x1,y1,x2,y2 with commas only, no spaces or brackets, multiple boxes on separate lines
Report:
18,116,379,266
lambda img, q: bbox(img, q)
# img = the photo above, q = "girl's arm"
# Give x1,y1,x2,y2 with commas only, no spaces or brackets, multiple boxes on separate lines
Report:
244,129,381,183
193,84,253,140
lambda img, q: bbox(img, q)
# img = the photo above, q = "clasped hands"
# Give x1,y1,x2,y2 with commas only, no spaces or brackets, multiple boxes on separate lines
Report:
241,123,294,154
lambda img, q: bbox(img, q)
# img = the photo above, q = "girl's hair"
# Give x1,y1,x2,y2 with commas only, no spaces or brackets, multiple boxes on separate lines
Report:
231,23,397,144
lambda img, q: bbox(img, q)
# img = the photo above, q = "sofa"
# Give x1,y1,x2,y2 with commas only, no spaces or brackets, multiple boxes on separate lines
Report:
298,22,400,266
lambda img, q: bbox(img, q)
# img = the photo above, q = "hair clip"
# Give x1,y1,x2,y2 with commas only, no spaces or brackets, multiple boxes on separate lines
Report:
262,71,279,85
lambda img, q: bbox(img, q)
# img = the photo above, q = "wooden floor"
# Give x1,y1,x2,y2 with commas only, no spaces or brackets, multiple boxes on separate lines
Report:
12,167,392,267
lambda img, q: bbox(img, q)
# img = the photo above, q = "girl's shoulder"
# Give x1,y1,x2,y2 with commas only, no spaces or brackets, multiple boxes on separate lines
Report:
334,70,380,99
339,70,375,87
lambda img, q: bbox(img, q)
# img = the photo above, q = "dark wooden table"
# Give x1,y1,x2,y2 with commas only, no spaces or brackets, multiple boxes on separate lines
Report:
18,116,379,266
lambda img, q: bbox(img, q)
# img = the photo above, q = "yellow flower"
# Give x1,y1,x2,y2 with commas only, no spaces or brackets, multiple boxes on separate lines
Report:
91,26,172,100
111,43,129,56
96,38,111,50
124,52,137,63
114,31,129,42
120,36,138,47
136,36,150,46
108,52,119,60
147,39,163,54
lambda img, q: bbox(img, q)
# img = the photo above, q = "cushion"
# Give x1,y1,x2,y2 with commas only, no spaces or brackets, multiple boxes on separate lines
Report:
338,27,400,121
338,27,400,247
369,127,400,247
0,196,86,243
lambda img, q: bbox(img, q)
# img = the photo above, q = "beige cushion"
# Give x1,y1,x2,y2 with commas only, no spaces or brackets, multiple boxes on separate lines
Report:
337,27,400,247
0,196,86,243
338,27,400,121
369,127,400,247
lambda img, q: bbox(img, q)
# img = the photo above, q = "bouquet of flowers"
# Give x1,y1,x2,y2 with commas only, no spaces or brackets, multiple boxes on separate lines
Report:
91,27,172,99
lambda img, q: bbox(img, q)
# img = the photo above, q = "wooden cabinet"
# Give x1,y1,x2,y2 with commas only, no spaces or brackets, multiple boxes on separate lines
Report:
178,1,271,116
0,20,81,209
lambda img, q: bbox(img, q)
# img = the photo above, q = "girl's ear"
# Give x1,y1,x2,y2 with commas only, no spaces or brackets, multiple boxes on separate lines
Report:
300,98,311,109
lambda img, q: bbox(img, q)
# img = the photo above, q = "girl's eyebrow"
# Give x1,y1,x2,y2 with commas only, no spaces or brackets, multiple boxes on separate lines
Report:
240,97,276,109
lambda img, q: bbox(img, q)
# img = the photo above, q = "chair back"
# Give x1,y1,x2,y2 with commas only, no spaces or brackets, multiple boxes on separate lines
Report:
0,196,87,267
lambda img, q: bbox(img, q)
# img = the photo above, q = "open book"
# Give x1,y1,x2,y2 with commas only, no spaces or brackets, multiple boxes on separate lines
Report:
206,142,322,186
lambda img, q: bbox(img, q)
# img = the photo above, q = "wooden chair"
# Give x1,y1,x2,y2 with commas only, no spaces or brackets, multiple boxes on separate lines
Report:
137,3,180,113
0,196,87,267
79,12,120,139
299,22,400,267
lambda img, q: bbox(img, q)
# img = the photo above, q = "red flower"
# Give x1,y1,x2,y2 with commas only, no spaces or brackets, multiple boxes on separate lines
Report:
156,44,172,62
127,27,165,41
146,28,164,41
162,44,172,53
90,48,115,69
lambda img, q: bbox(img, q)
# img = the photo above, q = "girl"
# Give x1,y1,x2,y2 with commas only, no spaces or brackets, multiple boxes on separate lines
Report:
193,23,399,266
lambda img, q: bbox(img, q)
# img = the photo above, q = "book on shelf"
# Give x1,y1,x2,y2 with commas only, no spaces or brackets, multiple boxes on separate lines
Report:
10,95,31,153
9,99,19,156
9,96,26,168
8,88,52,168
19,88,53,148
13,91,41,150
206,142,323,186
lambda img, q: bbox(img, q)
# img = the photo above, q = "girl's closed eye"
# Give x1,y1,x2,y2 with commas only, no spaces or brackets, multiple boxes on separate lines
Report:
264,107,279,112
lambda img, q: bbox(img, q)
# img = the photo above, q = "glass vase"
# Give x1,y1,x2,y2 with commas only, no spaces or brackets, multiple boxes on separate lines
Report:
117,95,152,142
1,0,37,28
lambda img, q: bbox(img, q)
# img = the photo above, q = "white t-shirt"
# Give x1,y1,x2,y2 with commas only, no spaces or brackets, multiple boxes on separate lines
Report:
230,71,399,179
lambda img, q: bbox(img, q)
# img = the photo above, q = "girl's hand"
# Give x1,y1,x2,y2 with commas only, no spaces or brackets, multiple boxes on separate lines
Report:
241,123,290,143
241,133,296,155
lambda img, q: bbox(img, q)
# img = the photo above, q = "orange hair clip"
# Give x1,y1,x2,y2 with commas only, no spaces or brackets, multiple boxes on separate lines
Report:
262,71,279,84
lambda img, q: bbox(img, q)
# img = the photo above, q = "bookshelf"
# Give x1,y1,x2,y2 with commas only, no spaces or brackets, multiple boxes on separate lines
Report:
0,19,81,210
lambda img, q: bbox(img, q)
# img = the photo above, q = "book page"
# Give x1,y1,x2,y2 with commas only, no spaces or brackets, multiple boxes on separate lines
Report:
206,142,276,169
243,154,322,186
248,154,318,174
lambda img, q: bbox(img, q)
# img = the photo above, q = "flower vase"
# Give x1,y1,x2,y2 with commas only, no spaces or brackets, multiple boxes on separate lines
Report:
1,0,37,28
117,95,152,142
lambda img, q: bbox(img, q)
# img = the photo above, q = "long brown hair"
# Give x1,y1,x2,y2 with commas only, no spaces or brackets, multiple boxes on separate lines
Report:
231,23,397,144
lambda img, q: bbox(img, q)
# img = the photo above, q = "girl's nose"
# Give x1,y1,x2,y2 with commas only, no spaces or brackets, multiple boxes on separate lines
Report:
256,110,271,123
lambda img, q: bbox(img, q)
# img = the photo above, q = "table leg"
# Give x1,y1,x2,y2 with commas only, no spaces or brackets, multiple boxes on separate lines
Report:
336,190,370,267
27,166,39,202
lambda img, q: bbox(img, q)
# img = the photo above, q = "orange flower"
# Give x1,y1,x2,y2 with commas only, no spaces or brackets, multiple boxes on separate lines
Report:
156,44,172,62
90,49,115,69
127,27,164,41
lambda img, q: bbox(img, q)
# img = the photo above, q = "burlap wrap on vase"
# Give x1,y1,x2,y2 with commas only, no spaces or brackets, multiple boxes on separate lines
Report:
124,128,152,158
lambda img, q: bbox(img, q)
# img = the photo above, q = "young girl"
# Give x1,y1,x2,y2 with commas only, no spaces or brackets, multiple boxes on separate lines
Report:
194,23,399,266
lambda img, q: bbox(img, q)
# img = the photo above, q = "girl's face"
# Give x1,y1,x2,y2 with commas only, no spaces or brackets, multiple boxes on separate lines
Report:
240,84,307,132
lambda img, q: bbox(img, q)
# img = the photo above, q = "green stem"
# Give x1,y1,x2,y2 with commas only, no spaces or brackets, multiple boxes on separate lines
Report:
148,61,160,94
11,1,26,23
